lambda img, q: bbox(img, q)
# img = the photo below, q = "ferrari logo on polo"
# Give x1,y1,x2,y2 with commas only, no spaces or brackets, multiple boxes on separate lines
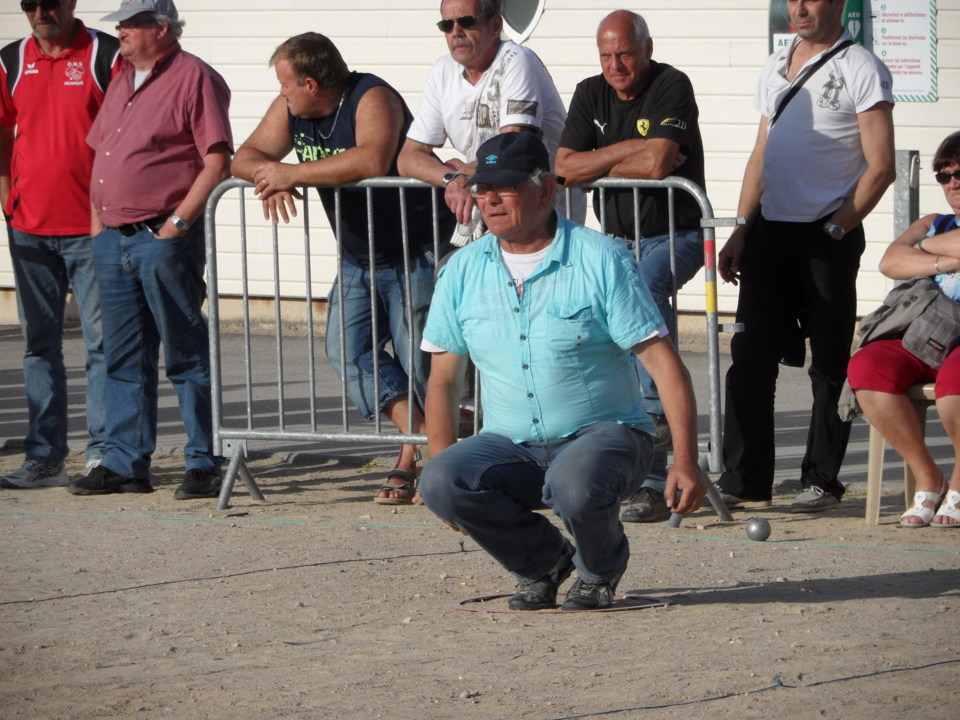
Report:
636,119,650,137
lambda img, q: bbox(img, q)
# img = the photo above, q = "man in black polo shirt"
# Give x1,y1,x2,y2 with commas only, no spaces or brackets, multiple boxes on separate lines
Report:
557,9,705,524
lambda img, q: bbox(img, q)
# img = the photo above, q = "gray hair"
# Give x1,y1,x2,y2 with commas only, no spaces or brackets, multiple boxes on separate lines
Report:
153,13,184,38
528,168,557,209
440,0,501,16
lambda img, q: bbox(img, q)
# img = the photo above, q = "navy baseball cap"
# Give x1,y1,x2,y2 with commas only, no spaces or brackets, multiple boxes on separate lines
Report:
466,132,551,187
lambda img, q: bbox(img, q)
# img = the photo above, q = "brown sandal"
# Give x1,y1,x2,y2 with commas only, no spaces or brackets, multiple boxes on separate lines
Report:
373,469,419,505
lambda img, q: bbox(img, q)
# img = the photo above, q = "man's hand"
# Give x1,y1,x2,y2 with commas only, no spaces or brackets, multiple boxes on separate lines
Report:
260,189,302,224
718,227,746,285
252,160,297,198
664,458,708,516
444,176,476,225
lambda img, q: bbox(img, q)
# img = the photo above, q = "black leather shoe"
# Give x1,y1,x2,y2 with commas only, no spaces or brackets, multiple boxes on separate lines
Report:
507,559,574,610
561,572,624,611
175,469,222,500
621,487,671,523
67,465,154,495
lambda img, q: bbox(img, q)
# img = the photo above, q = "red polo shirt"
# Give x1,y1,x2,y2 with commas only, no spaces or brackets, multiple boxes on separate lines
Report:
0,22,119,235
87,44,232,226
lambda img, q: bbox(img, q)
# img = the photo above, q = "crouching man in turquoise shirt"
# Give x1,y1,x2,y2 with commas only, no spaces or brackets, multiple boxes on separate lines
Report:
419,132,706,610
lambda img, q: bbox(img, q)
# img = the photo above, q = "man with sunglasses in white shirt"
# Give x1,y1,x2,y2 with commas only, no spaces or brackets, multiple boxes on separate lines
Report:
0,0,119,489
398,0,585,236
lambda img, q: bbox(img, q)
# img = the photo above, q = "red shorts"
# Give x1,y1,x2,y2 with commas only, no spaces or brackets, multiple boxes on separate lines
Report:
847,338,960,398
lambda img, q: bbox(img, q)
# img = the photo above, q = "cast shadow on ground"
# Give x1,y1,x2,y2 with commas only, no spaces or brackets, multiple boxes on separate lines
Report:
660,567,960,605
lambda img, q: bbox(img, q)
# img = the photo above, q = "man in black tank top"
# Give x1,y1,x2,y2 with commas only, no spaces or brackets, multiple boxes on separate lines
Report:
233,33,455,505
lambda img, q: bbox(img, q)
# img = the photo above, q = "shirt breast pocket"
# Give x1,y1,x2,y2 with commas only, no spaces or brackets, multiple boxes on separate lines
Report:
545,302,597,359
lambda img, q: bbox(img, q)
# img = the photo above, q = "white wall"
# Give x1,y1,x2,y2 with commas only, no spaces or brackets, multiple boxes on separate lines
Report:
1,0,957,316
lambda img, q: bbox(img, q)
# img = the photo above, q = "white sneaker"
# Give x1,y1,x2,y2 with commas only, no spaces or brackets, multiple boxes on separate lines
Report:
0,459,69,489
85,457,102,471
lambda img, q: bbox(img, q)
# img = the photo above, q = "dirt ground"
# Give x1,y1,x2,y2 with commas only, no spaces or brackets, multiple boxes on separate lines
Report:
1,448,958,720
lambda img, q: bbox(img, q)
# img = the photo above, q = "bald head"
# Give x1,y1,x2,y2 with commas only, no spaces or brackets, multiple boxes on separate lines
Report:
596,10,653,100
597,10,650,52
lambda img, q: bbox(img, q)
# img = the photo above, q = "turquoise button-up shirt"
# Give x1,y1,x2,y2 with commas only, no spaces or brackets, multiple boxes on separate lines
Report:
424,215,662,443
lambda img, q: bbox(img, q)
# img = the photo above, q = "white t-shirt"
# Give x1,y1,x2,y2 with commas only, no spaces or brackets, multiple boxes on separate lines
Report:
757,32,894,222
408,40,586,223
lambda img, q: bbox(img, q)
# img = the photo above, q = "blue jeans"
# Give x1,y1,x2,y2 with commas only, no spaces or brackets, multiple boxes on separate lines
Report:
326,250,434,421
92,225,218,479
419,422,653,584
8,227,106,465
633,229,703,492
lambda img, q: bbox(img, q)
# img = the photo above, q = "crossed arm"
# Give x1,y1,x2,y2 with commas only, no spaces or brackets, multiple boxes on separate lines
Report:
555,135,683,187
879,213,960,279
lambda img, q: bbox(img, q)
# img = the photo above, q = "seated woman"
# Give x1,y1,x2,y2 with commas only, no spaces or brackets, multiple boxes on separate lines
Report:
848,131,960,528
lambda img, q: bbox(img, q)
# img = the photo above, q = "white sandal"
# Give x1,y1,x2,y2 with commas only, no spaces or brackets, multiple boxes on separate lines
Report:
899,479,947,528
932,490,960,529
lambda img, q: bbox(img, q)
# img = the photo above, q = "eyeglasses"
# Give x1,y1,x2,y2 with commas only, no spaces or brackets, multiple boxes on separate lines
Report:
436,13,489,33
471,182,525,198
20,0,61,12
115,17,159,31
935,169,960,185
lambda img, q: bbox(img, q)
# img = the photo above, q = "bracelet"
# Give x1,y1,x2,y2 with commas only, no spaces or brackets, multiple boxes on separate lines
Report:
935,256,943,274
917,237,926,253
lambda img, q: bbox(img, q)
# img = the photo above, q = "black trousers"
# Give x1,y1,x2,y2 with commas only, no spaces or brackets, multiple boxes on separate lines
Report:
719,215,865,500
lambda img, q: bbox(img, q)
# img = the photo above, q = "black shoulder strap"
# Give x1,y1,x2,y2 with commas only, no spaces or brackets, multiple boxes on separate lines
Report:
90,31,120,92
932,213,958,236
769,39,855,128
1,39,26,99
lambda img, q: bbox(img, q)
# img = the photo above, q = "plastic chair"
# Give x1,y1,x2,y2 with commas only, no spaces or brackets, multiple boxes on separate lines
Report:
864,382,937,525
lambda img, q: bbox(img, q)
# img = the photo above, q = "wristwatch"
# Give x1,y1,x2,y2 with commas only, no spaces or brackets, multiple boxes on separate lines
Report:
442,171,464,188
823,221,846,240
170,214,190,233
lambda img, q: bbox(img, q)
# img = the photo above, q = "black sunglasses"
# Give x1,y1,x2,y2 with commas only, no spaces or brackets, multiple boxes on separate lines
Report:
20,0,61,12
935,169,960,185
115,17,160,31
436,13,489,33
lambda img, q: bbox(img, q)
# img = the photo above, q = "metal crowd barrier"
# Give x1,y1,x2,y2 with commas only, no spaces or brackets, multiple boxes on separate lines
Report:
204,176,740,512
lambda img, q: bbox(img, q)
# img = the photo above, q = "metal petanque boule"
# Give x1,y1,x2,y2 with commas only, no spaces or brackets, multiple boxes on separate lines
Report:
745,517,771,541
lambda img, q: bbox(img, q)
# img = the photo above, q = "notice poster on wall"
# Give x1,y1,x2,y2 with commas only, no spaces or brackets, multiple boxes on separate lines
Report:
871,0,938,102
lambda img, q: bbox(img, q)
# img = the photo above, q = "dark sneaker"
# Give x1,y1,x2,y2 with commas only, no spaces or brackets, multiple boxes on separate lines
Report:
507,559,575,611
175,469,222,500
719,492,772,509
561,572,624,611
651,414,671,451
789,486,840,513
67,465,153,495
621,487,670,523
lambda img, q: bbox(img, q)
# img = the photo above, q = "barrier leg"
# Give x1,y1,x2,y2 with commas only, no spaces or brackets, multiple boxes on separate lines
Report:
216,440,263,510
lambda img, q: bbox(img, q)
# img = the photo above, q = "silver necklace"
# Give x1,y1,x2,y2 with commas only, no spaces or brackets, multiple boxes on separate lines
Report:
317,95,344,140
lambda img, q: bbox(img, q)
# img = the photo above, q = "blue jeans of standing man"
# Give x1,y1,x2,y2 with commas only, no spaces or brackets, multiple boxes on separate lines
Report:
419,422,653,584
634,229,703,492
92,224,218,479
326,249,434,420
8,227,106,465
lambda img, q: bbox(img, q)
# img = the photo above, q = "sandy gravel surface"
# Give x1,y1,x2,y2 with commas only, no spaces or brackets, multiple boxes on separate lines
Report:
1,449,958,720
